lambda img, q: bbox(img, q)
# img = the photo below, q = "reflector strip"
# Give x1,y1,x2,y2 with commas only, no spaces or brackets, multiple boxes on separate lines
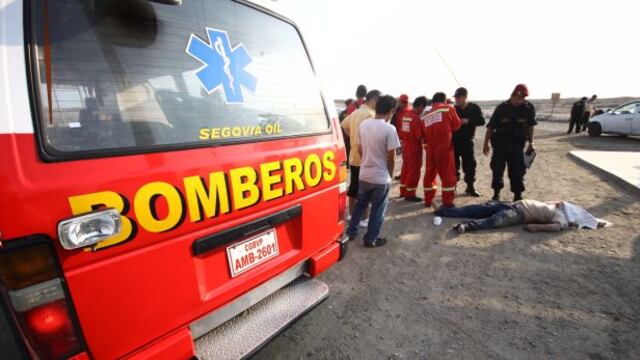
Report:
9,278,65,312
339,182,347,193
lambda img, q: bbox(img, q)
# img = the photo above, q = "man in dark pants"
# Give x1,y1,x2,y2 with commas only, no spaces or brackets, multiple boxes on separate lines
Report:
340,99,354,166
582,94,597,132
453,87,485,197
568,97,586,134
483,84,537,202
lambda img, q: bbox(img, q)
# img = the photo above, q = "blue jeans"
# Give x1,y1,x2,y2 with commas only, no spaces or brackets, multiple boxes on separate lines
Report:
347,180,390,245
435,202,524,231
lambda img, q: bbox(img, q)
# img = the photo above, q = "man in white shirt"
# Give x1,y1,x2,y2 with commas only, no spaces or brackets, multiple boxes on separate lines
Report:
342,90,381,225
581,94,597,132
347,95,402,247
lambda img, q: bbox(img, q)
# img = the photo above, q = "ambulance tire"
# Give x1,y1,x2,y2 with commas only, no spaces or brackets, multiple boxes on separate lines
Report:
588,122,602,137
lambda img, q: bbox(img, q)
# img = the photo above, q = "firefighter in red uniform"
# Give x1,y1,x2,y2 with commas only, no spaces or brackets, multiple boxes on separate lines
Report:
415,92,462,207
391,94,409,131
345,84,367,116
398,96,428,201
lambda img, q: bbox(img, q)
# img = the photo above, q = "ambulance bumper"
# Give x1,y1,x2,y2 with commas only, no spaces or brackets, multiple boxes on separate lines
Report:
191,262,329,360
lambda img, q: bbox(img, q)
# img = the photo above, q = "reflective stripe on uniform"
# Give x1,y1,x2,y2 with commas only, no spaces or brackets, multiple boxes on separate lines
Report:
442,187,456,191
424,187,437,192
406,187,417,191
426,108,449,116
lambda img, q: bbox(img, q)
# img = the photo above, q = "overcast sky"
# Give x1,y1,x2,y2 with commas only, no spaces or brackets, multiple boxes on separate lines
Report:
253,0,639,101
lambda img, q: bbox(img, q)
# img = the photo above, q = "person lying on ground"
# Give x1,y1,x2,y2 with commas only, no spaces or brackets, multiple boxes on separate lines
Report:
434,199,612,234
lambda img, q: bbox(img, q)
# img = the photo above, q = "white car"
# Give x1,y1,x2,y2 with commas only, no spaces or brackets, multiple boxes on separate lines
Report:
588,101,640,136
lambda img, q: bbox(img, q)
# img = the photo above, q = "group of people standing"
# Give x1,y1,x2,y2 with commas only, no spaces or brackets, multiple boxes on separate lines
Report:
568,95,597,134
339,84,538,247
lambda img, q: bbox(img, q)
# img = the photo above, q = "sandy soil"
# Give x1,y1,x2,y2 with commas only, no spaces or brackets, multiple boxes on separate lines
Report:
256,125,640,359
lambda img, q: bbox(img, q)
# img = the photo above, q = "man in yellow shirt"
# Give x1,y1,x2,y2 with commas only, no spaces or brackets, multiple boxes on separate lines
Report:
342,90,381,224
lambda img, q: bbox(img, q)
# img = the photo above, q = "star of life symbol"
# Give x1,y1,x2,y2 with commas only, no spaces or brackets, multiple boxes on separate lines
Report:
186,28,257,104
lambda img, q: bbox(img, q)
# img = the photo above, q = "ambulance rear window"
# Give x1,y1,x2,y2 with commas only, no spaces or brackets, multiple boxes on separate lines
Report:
30,0,329,158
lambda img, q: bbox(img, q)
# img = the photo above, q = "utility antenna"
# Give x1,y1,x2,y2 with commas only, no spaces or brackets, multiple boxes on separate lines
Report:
434,47,461,87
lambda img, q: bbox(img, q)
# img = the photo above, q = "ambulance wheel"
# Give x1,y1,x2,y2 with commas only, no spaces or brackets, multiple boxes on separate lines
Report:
588,122,602,137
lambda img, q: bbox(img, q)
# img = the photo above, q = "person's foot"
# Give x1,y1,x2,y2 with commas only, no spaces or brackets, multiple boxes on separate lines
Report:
465,186,481,197
513,193,523,202
364,237,388,248
358,219,369,228
394,175,401,180
453,223,466,234
492,190,500,201
404,196,423,202
348,235,357,242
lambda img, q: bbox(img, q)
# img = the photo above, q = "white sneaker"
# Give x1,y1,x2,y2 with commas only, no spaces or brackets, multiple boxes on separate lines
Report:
359,219,369,228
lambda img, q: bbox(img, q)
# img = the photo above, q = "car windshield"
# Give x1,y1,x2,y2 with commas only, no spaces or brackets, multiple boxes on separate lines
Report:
613,102,639,115
32,0,329,157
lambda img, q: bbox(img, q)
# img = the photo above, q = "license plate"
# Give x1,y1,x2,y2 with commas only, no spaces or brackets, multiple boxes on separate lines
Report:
226,229,279,278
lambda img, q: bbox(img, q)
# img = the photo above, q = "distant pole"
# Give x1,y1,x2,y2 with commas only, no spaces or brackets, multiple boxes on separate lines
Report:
550,93,561,117
434,47,461,87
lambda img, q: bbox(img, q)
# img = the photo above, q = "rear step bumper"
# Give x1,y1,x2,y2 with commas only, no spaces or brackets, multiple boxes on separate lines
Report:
193,277,329,360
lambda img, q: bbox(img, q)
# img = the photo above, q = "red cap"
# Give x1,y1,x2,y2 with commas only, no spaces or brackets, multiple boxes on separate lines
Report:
398,94,409,104
512,84,529,97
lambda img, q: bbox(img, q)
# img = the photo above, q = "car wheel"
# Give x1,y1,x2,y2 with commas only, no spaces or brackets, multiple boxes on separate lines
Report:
588,122,602,137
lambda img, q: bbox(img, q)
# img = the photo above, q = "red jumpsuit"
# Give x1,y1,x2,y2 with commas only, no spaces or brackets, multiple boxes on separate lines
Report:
414,103,462,207
397,108,423,198
345,98,365,116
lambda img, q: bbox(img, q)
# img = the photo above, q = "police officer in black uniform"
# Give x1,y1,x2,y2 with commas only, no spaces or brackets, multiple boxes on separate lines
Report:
483,84,536,202
453,87,485,197
567,97,587,134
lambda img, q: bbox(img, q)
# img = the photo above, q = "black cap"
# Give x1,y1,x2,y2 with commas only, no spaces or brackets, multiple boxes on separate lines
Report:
454,87,468,98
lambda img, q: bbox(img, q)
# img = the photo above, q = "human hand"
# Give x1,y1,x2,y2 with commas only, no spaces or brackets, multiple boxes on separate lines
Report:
483,142,491,156
526,143,536,155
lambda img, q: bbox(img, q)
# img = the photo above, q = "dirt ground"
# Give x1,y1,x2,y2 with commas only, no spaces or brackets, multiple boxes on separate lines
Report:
256,123,640,360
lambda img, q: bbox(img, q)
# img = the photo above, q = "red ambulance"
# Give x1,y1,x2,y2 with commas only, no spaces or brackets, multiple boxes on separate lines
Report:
0,0,348,358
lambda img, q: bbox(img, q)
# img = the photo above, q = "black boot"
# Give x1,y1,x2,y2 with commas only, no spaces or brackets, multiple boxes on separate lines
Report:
513,192,523,201
492,190,500,201
465,184,481,197
454,221,479,234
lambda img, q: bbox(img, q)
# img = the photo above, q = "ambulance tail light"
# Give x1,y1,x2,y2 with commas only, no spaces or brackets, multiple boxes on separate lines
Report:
0,240,85,359
338,162,348,222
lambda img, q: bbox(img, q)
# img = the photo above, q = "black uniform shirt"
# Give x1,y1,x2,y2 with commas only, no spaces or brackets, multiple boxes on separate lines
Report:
487,100,537,143
570,100,586,120
453,102,485,141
